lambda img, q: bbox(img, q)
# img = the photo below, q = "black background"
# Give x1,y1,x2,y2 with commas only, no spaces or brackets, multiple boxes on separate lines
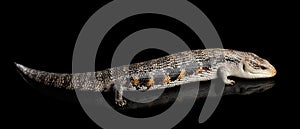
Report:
5,0,298,128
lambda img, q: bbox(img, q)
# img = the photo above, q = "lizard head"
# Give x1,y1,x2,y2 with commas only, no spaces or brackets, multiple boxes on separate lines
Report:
239,52,276,79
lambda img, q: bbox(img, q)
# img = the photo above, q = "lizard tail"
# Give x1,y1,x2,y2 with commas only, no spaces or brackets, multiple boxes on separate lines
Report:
15,63,109,92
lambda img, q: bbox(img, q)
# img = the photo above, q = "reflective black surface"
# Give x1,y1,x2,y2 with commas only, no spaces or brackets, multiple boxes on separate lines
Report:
105,79,275,115
7,0,296,128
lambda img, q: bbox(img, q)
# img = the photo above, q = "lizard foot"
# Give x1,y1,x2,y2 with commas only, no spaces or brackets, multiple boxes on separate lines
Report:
115,99,127,107
224,79,235,85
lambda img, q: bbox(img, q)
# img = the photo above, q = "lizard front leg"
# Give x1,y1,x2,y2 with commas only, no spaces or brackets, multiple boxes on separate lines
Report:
217,66,235,85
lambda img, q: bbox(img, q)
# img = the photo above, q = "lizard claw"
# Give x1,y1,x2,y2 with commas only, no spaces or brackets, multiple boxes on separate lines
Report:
115,99,127,107
225,79,235,85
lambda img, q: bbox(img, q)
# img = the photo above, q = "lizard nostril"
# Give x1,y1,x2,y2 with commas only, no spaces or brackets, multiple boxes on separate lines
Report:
272,69,277,76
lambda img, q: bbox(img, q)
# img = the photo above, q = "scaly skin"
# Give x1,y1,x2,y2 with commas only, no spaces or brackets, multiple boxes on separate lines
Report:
16,48,276,106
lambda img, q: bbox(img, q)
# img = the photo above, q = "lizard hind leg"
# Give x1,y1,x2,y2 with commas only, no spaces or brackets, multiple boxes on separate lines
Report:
113,82,127,107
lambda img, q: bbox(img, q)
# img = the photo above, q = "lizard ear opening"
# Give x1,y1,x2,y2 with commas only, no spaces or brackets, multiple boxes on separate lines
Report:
243,63,246,72
242,60,251,73
242,57,250,72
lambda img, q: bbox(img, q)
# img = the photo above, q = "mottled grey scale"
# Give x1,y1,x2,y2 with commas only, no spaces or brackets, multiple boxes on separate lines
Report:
246,52,264,62
46,73,58,86
166,68,181,81
202,58,213,69
249,61,265,69
95,69,112,84
124,49,226,90
192,49,207,60
69,72,103,91
16,63,110,92
35,71,47,83
128,55,176,75
71,72,90,90
55,74,70,88
153,74,166,85
20,66,71,89
224,55,242,64
128,63,143,73
183,61,200,75
138,77,150,86
111,66,128,78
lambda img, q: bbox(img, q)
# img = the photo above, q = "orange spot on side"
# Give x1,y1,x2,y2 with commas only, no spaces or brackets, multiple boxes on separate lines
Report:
163,75,171,83
132,77,139,86
177,70,186,80
146,76,155,87
195,67,203,74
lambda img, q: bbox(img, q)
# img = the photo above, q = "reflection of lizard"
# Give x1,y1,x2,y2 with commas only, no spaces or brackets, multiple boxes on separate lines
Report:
112,80,275,110
16,48,276,106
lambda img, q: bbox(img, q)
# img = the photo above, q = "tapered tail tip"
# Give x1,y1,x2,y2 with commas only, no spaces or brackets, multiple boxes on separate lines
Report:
15,62,21,68
14,62,26,72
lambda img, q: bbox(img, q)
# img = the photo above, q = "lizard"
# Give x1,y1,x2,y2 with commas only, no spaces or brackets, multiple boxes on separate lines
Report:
15,48,276,106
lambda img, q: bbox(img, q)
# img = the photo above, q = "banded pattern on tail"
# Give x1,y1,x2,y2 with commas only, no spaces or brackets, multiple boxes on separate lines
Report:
15,63,112,92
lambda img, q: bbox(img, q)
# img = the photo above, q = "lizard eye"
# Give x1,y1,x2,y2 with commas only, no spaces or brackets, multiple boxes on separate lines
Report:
260,66,267,70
